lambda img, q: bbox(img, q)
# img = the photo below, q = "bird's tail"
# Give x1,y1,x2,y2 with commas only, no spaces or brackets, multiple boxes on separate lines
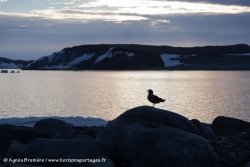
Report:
160,98,165,102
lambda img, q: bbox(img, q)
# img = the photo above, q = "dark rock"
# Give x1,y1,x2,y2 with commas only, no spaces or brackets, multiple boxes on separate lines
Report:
0,125,50,155
191,119,204,134
90,156,115,167
78,165,95,167
219,157,229,164
52,134,92,140
245,161,250,167
229,152,238,162
235,132,246,140
72,126,113,136
7,140,29,158
202,127,218,141
3,153,12,159
211,116,250,135
200,122,212,128
244,128,250,140
233,139,247,145
220,137,230,143
224,143,234,150
211,132,250,167
29,138,111,167
98,106,218,167
33,118,73,136
80,127,102,138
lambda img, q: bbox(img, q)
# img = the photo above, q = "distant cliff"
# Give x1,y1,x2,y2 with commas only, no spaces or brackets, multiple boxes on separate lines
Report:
23,44,250,70
0,57,33,69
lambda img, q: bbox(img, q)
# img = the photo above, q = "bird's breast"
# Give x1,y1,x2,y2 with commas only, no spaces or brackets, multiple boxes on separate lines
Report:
147,95,157,103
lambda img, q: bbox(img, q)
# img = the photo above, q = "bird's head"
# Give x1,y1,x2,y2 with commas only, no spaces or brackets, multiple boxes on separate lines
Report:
147,89,153,94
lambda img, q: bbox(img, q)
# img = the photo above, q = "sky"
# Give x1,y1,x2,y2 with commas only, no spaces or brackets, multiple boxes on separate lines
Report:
0,0,250,60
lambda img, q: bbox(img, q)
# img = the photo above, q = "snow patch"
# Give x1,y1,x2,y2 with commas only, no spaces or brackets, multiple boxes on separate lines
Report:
0,62,22,69
41,53,95,69
95,47,115,63
57,51,66,55
113,51,134,57
29,54,54,66
0,116,109,127
125,52,134,57
67,53,94,67
160,54,183,67
109,51,135,57
30,50,66,66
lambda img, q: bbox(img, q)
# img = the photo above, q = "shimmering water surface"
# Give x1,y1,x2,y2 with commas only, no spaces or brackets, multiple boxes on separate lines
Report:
1,70,250,123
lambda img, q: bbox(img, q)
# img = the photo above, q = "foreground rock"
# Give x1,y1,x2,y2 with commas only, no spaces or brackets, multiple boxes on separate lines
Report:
0,125,50,156
33,118,73,136
211,133,250,166
29,138,111,167
7,140,29,158
98,106,219,167
212,116,250,135
3,107,250,166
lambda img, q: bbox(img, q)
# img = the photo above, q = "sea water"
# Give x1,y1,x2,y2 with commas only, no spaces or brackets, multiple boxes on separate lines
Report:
1,70,250,126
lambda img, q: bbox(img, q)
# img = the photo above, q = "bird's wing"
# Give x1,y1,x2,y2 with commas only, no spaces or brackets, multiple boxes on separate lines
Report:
153,95,165,102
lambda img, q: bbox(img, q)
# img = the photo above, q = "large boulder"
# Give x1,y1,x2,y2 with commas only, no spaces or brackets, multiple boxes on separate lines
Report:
245,128,250,140
29,138,111,167
202,127,218,141
98,106,218,167
33,118,73,136
0,125,50,155
7,140,29,158
211,116,250,135
74,126,101,138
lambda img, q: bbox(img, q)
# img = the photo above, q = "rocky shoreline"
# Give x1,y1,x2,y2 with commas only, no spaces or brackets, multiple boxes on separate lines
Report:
1,106,250,167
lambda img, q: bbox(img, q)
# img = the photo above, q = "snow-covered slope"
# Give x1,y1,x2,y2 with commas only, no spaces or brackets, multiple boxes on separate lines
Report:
0,57,32,69
25,46,137,70
0,62,22,69
39,53,94,70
